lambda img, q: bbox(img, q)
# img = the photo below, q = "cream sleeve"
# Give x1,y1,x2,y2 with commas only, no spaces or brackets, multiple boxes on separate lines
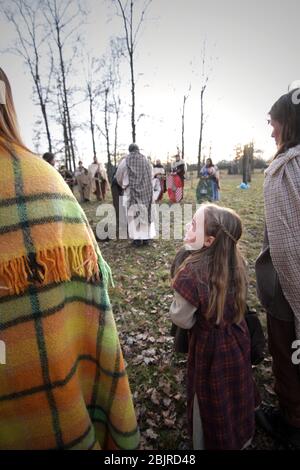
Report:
115,158,127,188
169,291,198,329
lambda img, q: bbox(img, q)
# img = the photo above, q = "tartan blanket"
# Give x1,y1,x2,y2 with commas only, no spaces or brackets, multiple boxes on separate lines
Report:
264,144,300,340
126,151,153,224
0,145,139,449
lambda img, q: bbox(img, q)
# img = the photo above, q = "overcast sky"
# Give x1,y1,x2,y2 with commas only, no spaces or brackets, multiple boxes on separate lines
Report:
1,0,299,165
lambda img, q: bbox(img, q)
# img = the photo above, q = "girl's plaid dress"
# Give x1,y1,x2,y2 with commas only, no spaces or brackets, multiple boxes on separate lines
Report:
173,259,255,450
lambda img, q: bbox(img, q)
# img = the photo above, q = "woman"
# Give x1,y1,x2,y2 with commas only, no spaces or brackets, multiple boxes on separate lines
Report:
201,158,220,201
0,68,139,450
88,157,109,201
197,158,220,203
255,89,300,449
75,160,90,203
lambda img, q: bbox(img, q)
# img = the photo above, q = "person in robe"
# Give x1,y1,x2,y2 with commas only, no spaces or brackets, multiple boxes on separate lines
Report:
115,143,155,247
88,156,109,201
75,160,90,202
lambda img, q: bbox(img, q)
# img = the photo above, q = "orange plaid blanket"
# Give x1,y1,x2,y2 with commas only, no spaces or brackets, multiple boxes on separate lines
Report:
0,145,139,449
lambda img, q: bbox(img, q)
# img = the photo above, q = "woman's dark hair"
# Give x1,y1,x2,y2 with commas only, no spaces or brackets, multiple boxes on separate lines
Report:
269,90,300,157
42,152,55,165
206,158,213,167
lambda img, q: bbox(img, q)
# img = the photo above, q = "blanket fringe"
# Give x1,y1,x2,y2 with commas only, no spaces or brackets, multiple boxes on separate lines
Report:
0,245,103,296
97,252,114,289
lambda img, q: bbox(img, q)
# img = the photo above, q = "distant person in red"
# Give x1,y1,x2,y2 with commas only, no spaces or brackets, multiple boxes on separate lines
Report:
167,155,186,203
172,154,186,184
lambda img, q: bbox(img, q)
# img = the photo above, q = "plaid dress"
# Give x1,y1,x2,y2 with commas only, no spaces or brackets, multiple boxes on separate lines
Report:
173,260,255,450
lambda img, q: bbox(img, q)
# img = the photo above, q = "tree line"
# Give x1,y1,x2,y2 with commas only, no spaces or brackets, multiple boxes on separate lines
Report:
1,0,215,178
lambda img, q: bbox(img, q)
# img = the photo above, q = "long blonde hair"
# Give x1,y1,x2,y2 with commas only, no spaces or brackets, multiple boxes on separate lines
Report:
174,204,248,324
0,67,30,154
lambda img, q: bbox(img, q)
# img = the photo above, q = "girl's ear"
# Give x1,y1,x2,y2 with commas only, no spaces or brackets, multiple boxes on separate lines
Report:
204,235,215,247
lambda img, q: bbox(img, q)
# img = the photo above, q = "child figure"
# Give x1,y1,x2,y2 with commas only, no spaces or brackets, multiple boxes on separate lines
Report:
170,203,256,450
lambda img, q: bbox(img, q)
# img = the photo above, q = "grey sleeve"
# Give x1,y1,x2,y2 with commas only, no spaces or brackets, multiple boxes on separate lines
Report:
169,291,198,329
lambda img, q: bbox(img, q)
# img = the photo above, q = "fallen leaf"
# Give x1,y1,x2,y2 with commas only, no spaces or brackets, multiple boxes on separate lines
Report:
264,384,276,396
145,429,158,440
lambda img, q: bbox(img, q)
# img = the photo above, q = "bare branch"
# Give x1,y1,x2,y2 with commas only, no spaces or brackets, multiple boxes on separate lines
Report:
116,0,131,55
133,0,152,50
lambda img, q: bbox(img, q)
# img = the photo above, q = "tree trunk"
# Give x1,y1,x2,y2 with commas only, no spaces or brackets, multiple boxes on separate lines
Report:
242,145,249,184
88,85,97,158
40,101,52,153
181,95,188,159
56,21,75,172
113,107,119,168
104,88,112,181
130,50,136,143
116,0,151,145
197,88,205,177
129,1,136,142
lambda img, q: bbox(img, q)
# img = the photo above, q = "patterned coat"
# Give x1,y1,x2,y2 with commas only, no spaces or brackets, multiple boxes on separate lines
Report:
264,144,300,340
0,145,139,450
173,258,255,450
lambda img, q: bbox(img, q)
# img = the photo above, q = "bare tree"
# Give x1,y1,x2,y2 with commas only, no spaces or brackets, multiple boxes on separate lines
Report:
82,42,122,172
97,83,117,182
82,56,104,159
103,87,112,177
109,39,123,168
2,0,54,152
87,80,97,159
197,41,209,176
95,39,123,181
56,71,72,170
114,0,152,143
181,85,191,159
43,0,85,172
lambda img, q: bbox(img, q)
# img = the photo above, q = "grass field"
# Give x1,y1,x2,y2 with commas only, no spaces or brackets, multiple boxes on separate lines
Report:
81,172,278,450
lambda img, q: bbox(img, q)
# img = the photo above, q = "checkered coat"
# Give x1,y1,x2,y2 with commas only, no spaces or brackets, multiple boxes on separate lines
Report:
0,145,139,450
126,151,153,224
173,258,255,450
264,144,300,340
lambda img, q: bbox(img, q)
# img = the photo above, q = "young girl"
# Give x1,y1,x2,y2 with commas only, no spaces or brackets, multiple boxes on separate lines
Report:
170,203,256,450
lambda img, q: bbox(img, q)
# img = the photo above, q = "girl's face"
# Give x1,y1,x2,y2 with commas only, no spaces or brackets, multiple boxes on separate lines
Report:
270,118,283,147
184,207,205,250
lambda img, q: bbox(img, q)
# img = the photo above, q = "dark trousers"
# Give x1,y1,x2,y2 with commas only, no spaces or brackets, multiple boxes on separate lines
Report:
267,313,300,427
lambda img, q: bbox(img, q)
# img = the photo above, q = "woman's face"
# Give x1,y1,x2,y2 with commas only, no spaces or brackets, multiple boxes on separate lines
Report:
270,118,283,147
